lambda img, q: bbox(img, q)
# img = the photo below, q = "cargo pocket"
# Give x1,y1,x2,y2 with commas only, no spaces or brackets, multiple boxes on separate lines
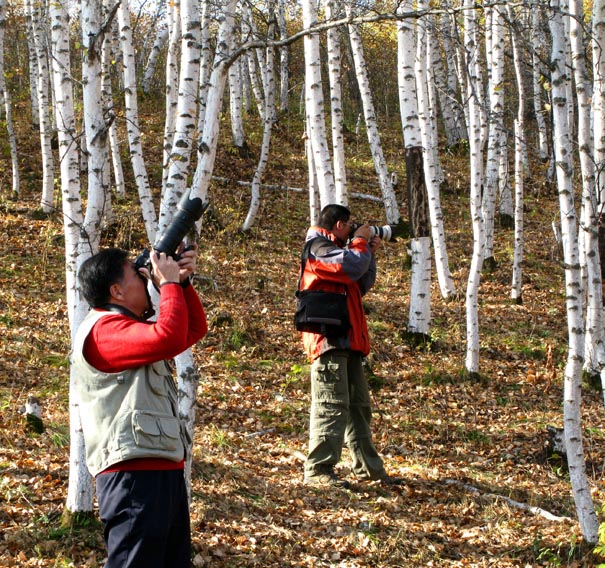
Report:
132,411,180,452
312,361,346,400
147,361,174,396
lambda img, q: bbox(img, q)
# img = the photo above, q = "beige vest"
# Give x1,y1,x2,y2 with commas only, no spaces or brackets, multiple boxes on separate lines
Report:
72,310,187,476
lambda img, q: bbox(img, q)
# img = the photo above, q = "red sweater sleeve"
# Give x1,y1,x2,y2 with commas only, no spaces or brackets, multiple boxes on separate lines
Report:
83,283,208,373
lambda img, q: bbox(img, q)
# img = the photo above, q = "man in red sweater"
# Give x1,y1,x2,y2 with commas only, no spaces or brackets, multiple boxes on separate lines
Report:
73,245,207,568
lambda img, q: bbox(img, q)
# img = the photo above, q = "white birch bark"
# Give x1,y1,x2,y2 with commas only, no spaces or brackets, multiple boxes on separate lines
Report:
510,120,524,302
306,119,320,226
550,0,599,544
430,22,465,148
241,6,265,121
464,0,485,376
398,2,433,335
408,3,456,300
302,0,335,206
242,6,277,231
326,0,347,205
197,0,212,131
101,4,125,200
346,4,399,223
277,0,289,113
508,2,527,302
159,0,202,234
531,6,550,164
424,17,445,190
117,0,157,241
229,56,247,149
408,238,431,334
162,0,181,195
593,0,605,204
182,0,238,486
570,0,605,377
24,0,39,129
0,0,19,196
482,4,506,265
30,0,54,212
142,26,168,94
65,0,112,515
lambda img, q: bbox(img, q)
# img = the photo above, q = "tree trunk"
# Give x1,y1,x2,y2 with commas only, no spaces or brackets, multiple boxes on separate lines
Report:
142,27,168,94
326,0,347,205
0,0,19,196
407,4,456,300
242,4,277,231
159,0,202,234
117,0,157,241
482,4,506,268
346,4,399,223
302,0,335,206
550,0,599,544
30,0,54,212
277,0,289,113
464,0,485,377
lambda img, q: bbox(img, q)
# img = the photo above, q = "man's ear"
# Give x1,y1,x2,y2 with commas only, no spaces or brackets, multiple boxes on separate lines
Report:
109,282,123,302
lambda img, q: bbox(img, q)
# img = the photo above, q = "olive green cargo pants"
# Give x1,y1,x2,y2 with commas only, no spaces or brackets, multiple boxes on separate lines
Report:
304,349,386,480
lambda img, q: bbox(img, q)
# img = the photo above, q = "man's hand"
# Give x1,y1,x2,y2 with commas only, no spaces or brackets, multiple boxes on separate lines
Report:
353,224,372,241
150,251,181,286
368,235,381,254
176,243,198,282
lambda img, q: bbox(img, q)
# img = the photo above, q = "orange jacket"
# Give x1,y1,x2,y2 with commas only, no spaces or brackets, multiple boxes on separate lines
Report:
299,227,376,361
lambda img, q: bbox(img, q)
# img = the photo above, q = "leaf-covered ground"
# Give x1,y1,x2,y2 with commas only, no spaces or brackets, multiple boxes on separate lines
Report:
2,136,605,567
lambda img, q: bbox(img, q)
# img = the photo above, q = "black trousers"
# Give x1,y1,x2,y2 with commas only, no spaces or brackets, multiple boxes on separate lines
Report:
96,469,191,568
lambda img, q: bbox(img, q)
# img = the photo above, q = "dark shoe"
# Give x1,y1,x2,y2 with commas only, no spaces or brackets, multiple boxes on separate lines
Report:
375,474,405,486
304,469,352,489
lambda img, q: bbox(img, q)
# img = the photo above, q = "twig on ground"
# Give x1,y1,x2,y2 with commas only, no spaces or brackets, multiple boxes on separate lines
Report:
445,478,571,522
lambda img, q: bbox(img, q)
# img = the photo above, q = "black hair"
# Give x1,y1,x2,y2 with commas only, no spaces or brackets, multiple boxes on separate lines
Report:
78,248,129,308
318,204,351,231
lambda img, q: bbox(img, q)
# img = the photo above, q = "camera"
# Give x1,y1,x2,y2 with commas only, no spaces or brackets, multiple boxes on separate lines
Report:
135,188,208,271
349,222,403,242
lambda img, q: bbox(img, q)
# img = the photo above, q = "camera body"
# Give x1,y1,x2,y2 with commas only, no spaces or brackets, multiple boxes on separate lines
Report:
135,189,208,271
349,222,400,242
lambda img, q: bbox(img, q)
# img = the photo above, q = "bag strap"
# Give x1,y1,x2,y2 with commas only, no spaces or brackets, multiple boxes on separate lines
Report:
296,236,347,295
297,237,318,293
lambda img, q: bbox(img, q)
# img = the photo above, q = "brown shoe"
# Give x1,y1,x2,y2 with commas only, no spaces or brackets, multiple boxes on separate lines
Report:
304,469,352,489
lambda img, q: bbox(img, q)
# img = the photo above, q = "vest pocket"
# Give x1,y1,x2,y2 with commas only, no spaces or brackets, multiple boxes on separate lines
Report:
132,411,180,451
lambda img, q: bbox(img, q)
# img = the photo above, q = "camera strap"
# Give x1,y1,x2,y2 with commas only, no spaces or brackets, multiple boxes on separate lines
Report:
297,236,347,296
101,303,155,322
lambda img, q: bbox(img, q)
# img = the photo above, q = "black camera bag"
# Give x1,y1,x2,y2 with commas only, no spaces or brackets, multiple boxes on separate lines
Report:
294,237,350,337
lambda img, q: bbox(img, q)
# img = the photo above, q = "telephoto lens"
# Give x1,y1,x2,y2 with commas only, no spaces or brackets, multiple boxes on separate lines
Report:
154,189,208,258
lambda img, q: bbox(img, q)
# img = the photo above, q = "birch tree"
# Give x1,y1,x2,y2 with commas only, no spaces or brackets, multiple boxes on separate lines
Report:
162,0,181,194
410,2,456,302
326,0,347,205
569,0,605,380
549,0,599,544
229,54,248,153
594,0,605,204
29,0,54,212
346,3,399,223
277,0,289,113
399,5,430,336
508,2,527,303
464,0,485,377
242,2,277,231
159,0,202,233
142,26,169,94
0,0,19,197
482,4,506,269
302,0,335,206
64,0,111,519
117,0,157,239
197,0,212,131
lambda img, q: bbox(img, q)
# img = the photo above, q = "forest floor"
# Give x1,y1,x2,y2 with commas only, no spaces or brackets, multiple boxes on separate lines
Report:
2,120,605,567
